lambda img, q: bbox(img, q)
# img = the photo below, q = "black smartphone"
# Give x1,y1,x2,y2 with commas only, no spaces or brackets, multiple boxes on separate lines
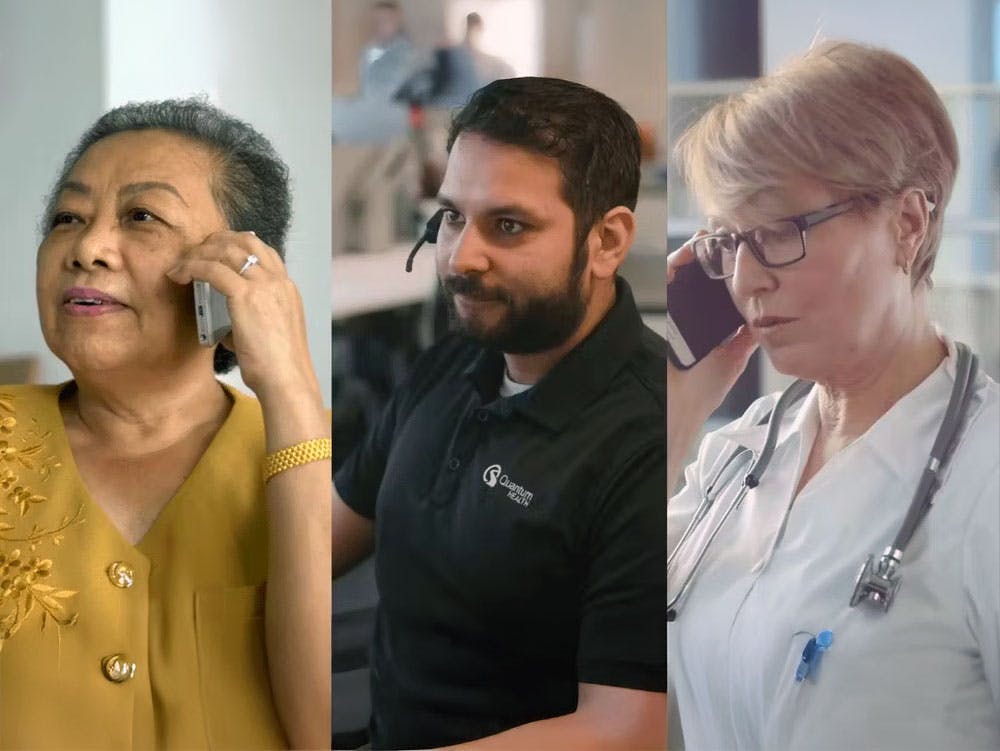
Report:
193,280,232,347
666,261,745,369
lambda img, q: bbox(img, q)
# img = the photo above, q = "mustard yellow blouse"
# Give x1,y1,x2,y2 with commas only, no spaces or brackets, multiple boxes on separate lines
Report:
0,383,288,749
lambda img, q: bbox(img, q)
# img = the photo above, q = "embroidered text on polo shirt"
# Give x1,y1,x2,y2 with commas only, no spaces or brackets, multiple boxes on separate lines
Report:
482,463,534,506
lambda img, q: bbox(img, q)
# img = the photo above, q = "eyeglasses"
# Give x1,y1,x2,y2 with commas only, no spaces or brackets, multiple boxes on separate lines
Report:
691,199,857,280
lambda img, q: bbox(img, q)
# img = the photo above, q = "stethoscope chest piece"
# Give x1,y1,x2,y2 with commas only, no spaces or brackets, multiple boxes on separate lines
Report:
850,546,903,611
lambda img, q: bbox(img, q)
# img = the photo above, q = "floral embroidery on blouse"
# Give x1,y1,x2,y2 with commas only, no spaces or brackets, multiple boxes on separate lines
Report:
0,392,84,650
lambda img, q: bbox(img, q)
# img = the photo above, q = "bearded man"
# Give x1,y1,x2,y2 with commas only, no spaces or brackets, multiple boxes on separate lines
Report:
334,77,667,751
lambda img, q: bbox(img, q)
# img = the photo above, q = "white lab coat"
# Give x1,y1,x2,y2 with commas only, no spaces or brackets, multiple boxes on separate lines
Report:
668,338,1000,751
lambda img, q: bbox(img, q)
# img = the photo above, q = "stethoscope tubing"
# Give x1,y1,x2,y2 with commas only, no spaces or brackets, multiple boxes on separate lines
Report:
668,478,751,617
666,447,753,571
668,379,811,618
892,345,977,551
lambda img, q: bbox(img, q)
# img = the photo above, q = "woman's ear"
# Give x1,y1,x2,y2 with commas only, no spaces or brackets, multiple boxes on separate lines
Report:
893,188,931,274
588,206,636,280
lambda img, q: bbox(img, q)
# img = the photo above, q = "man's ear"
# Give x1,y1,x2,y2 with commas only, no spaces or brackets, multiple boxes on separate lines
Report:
587,206,635,280
893,188,931,273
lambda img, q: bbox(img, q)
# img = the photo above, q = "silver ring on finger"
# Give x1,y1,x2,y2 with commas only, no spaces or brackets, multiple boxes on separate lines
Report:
238,254,260,276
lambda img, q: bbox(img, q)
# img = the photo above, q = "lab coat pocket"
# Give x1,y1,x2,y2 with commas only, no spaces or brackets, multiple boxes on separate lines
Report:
766,631,827,727
194,584,288,750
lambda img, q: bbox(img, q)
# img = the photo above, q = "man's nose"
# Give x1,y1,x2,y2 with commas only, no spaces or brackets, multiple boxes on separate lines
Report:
448,224,490,276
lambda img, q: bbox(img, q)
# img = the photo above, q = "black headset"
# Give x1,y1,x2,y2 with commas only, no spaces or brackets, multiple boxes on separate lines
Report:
405,209,445,272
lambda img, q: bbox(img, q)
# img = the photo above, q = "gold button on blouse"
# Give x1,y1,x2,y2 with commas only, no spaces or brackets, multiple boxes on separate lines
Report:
107,561,135,589
101,654,137,683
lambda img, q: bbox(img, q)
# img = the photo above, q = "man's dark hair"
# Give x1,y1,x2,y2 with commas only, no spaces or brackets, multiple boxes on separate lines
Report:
446,77,641,250
42,97,292,374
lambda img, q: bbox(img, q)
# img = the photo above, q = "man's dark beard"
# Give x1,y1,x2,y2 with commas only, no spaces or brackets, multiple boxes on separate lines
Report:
441,247,588,354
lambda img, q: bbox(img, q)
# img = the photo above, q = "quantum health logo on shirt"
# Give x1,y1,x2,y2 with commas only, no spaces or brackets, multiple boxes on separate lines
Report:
482,464,534,507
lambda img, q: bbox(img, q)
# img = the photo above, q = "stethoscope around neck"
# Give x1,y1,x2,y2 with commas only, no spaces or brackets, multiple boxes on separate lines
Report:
667,342,978,623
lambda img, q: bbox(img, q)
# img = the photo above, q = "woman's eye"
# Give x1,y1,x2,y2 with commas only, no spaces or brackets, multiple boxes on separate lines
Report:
49,212,79,229
754,223,796,245
497,218,525,235
126,208,156,223
442,209,462,224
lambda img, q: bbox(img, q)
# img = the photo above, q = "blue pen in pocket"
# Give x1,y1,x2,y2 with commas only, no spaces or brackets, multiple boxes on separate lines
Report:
795,630,834,682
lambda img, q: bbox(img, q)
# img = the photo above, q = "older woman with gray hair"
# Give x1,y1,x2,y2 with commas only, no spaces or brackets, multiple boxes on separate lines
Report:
667,41,999,750
0,99,329,748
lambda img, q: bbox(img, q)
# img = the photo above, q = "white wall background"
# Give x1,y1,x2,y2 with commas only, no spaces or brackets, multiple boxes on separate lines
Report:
0,0,105,383
0,0,332,405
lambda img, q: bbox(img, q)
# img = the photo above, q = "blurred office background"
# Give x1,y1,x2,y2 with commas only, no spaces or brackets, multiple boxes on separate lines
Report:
667,3,1000,748
0,0,332,404
668,0,1000,424
331,1,666,746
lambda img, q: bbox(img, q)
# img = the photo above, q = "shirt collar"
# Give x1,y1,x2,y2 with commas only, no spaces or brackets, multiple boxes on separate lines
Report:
716,382,819,456
464,277,646,431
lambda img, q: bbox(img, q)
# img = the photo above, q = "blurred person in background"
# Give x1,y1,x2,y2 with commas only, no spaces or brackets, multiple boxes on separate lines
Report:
460,12,515,85
358,0,416,100
0,98,330,749
431,12,517,108
333,0,418,143
667,40,999,751
334,77,666,750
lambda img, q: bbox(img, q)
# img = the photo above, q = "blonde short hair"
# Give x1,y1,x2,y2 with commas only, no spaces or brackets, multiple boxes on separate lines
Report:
675,40,959,286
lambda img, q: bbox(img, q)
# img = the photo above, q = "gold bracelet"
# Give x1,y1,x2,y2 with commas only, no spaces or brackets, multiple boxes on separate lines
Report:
263,438,332,482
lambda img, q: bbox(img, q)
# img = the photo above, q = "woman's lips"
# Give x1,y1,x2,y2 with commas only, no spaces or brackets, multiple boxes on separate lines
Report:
62,287,127,317
752,316,798,329
63,301,127,317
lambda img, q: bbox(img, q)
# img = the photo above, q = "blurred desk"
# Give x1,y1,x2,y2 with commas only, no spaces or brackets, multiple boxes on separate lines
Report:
332,245,438,320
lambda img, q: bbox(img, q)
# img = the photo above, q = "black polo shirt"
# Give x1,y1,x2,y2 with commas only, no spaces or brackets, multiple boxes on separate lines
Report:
336,277,667,750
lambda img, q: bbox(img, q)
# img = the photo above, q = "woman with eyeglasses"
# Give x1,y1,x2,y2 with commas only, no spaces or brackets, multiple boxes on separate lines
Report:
666,41,999,750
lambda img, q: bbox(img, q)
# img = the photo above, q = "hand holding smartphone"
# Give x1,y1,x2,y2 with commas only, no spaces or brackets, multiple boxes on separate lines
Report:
665,240,745,369
193,280,232,347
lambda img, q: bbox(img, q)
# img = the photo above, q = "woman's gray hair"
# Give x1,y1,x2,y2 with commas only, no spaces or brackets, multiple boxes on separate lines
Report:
42,97,292,373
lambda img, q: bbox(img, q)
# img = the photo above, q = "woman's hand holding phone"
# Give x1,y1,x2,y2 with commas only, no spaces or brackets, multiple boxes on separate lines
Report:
167,231,321,407
666,234,757,492
667,235,756,410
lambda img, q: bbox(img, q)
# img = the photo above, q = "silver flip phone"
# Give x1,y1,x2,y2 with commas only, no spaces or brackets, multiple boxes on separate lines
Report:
193,280,232,347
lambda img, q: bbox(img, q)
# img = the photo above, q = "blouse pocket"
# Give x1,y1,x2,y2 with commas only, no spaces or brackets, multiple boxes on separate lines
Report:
194,584,288,750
